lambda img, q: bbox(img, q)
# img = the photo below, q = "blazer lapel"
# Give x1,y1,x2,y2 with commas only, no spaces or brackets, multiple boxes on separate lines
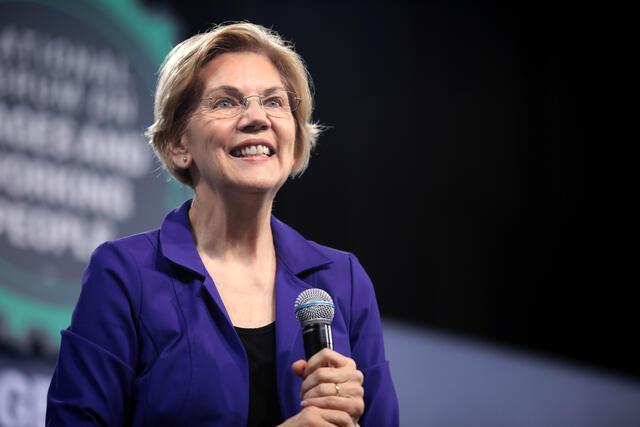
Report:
159,199,236,335
271,216,333,418
274,263,309,417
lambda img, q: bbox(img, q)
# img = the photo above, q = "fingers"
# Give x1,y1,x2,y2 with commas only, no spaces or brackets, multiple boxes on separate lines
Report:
304,406,353,427
300,381,365,421
291,359,307,378
279,406,353,427
300,366,364,398
304,349,355,377
302,381,364,400
290,349,365,422
301,395,365,420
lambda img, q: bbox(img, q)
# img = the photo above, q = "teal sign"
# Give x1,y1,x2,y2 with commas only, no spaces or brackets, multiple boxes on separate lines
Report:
0,0,188,353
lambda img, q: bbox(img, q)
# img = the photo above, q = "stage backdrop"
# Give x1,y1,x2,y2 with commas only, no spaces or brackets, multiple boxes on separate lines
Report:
0,2,185,424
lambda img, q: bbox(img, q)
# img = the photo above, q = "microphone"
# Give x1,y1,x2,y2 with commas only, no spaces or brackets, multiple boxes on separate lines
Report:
294,288,335,360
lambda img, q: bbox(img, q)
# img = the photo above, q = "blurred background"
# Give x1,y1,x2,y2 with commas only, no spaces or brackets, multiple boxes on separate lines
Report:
0,0,637,426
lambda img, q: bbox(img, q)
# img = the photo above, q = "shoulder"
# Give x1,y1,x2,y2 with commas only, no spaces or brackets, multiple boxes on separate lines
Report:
307,239,352,264
307,240,371,282
299,239,376,311
90,228,160,268
79,229,161,306
272,216,372,289
70,231,162,331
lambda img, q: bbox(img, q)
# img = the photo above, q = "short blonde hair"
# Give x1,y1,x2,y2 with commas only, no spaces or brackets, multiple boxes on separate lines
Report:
145,22,321,187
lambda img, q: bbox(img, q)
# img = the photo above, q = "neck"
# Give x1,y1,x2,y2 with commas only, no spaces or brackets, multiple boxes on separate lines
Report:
188,186,275,262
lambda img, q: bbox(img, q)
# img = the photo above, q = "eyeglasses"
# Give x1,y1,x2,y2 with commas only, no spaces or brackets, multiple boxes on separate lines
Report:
201,88,301,119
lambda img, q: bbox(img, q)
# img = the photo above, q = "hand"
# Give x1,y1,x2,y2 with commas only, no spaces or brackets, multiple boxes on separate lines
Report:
278,406,354,427
291,348,365,425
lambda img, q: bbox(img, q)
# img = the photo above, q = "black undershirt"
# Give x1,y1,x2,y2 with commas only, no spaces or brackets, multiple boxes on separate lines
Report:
234,322,283,427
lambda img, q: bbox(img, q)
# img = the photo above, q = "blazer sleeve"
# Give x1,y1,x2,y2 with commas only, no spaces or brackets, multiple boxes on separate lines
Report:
348,254,400,427
46,241,140,427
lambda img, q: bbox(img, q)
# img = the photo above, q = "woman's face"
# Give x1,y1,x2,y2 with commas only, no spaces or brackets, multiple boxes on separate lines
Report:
178,51,297,198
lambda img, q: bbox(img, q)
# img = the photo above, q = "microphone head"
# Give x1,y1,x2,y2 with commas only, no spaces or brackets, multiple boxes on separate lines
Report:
295,288,335,327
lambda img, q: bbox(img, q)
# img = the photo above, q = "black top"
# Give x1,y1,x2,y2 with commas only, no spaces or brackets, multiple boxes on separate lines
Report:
234,322,283,427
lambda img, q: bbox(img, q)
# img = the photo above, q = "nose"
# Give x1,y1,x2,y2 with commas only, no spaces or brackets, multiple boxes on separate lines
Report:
237,96,270,132
245,96,268,114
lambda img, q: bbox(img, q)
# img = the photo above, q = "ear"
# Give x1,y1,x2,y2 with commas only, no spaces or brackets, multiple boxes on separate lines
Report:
169,134,191,169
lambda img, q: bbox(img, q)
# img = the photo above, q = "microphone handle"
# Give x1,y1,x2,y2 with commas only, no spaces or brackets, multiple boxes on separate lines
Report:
302,322,333,360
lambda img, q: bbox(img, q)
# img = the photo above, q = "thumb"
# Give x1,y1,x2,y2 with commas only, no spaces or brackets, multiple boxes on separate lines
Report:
291,359,307,378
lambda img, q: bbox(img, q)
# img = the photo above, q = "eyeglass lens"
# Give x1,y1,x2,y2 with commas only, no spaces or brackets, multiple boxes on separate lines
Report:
203,89,297,118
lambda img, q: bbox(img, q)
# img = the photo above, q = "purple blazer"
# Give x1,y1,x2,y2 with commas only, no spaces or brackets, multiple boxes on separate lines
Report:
46,200,399,426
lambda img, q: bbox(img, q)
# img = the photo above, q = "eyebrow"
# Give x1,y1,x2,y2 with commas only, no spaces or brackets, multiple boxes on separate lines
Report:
203,85,286,98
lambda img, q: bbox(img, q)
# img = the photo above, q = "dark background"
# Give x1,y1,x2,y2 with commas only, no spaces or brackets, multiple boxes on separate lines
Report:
143,0,635,378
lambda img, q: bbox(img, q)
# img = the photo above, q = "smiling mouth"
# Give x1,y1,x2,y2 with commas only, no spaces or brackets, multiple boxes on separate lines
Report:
230,144,274,158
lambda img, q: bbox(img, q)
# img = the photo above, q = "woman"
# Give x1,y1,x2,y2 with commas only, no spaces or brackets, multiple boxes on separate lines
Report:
46,22,399,426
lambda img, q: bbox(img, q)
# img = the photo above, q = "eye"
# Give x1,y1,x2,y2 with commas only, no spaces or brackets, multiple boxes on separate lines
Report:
264,95,285,108
212,97,239,109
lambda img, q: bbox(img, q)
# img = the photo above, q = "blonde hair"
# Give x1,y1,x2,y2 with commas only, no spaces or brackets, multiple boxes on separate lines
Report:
145,22,321,187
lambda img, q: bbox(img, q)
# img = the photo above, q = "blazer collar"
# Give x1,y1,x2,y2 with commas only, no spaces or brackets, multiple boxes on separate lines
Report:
159,199,332,277
158,199,207,277
270,216,333,276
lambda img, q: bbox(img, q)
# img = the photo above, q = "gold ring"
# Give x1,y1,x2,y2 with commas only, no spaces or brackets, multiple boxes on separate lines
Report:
335,383,340,396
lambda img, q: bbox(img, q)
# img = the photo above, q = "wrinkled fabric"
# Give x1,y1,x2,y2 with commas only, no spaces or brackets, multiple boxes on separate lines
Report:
46,200,399,426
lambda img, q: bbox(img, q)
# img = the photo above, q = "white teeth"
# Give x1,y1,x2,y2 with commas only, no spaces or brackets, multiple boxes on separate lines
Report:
235,144,273,157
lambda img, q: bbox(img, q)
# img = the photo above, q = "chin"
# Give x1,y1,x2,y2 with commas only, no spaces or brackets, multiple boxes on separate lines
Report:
234,177,285,195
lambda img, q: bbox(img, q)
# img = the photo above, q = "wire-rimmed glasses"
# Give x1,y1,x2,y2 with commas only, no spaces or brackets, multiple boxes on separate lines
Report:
201,88,301,119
